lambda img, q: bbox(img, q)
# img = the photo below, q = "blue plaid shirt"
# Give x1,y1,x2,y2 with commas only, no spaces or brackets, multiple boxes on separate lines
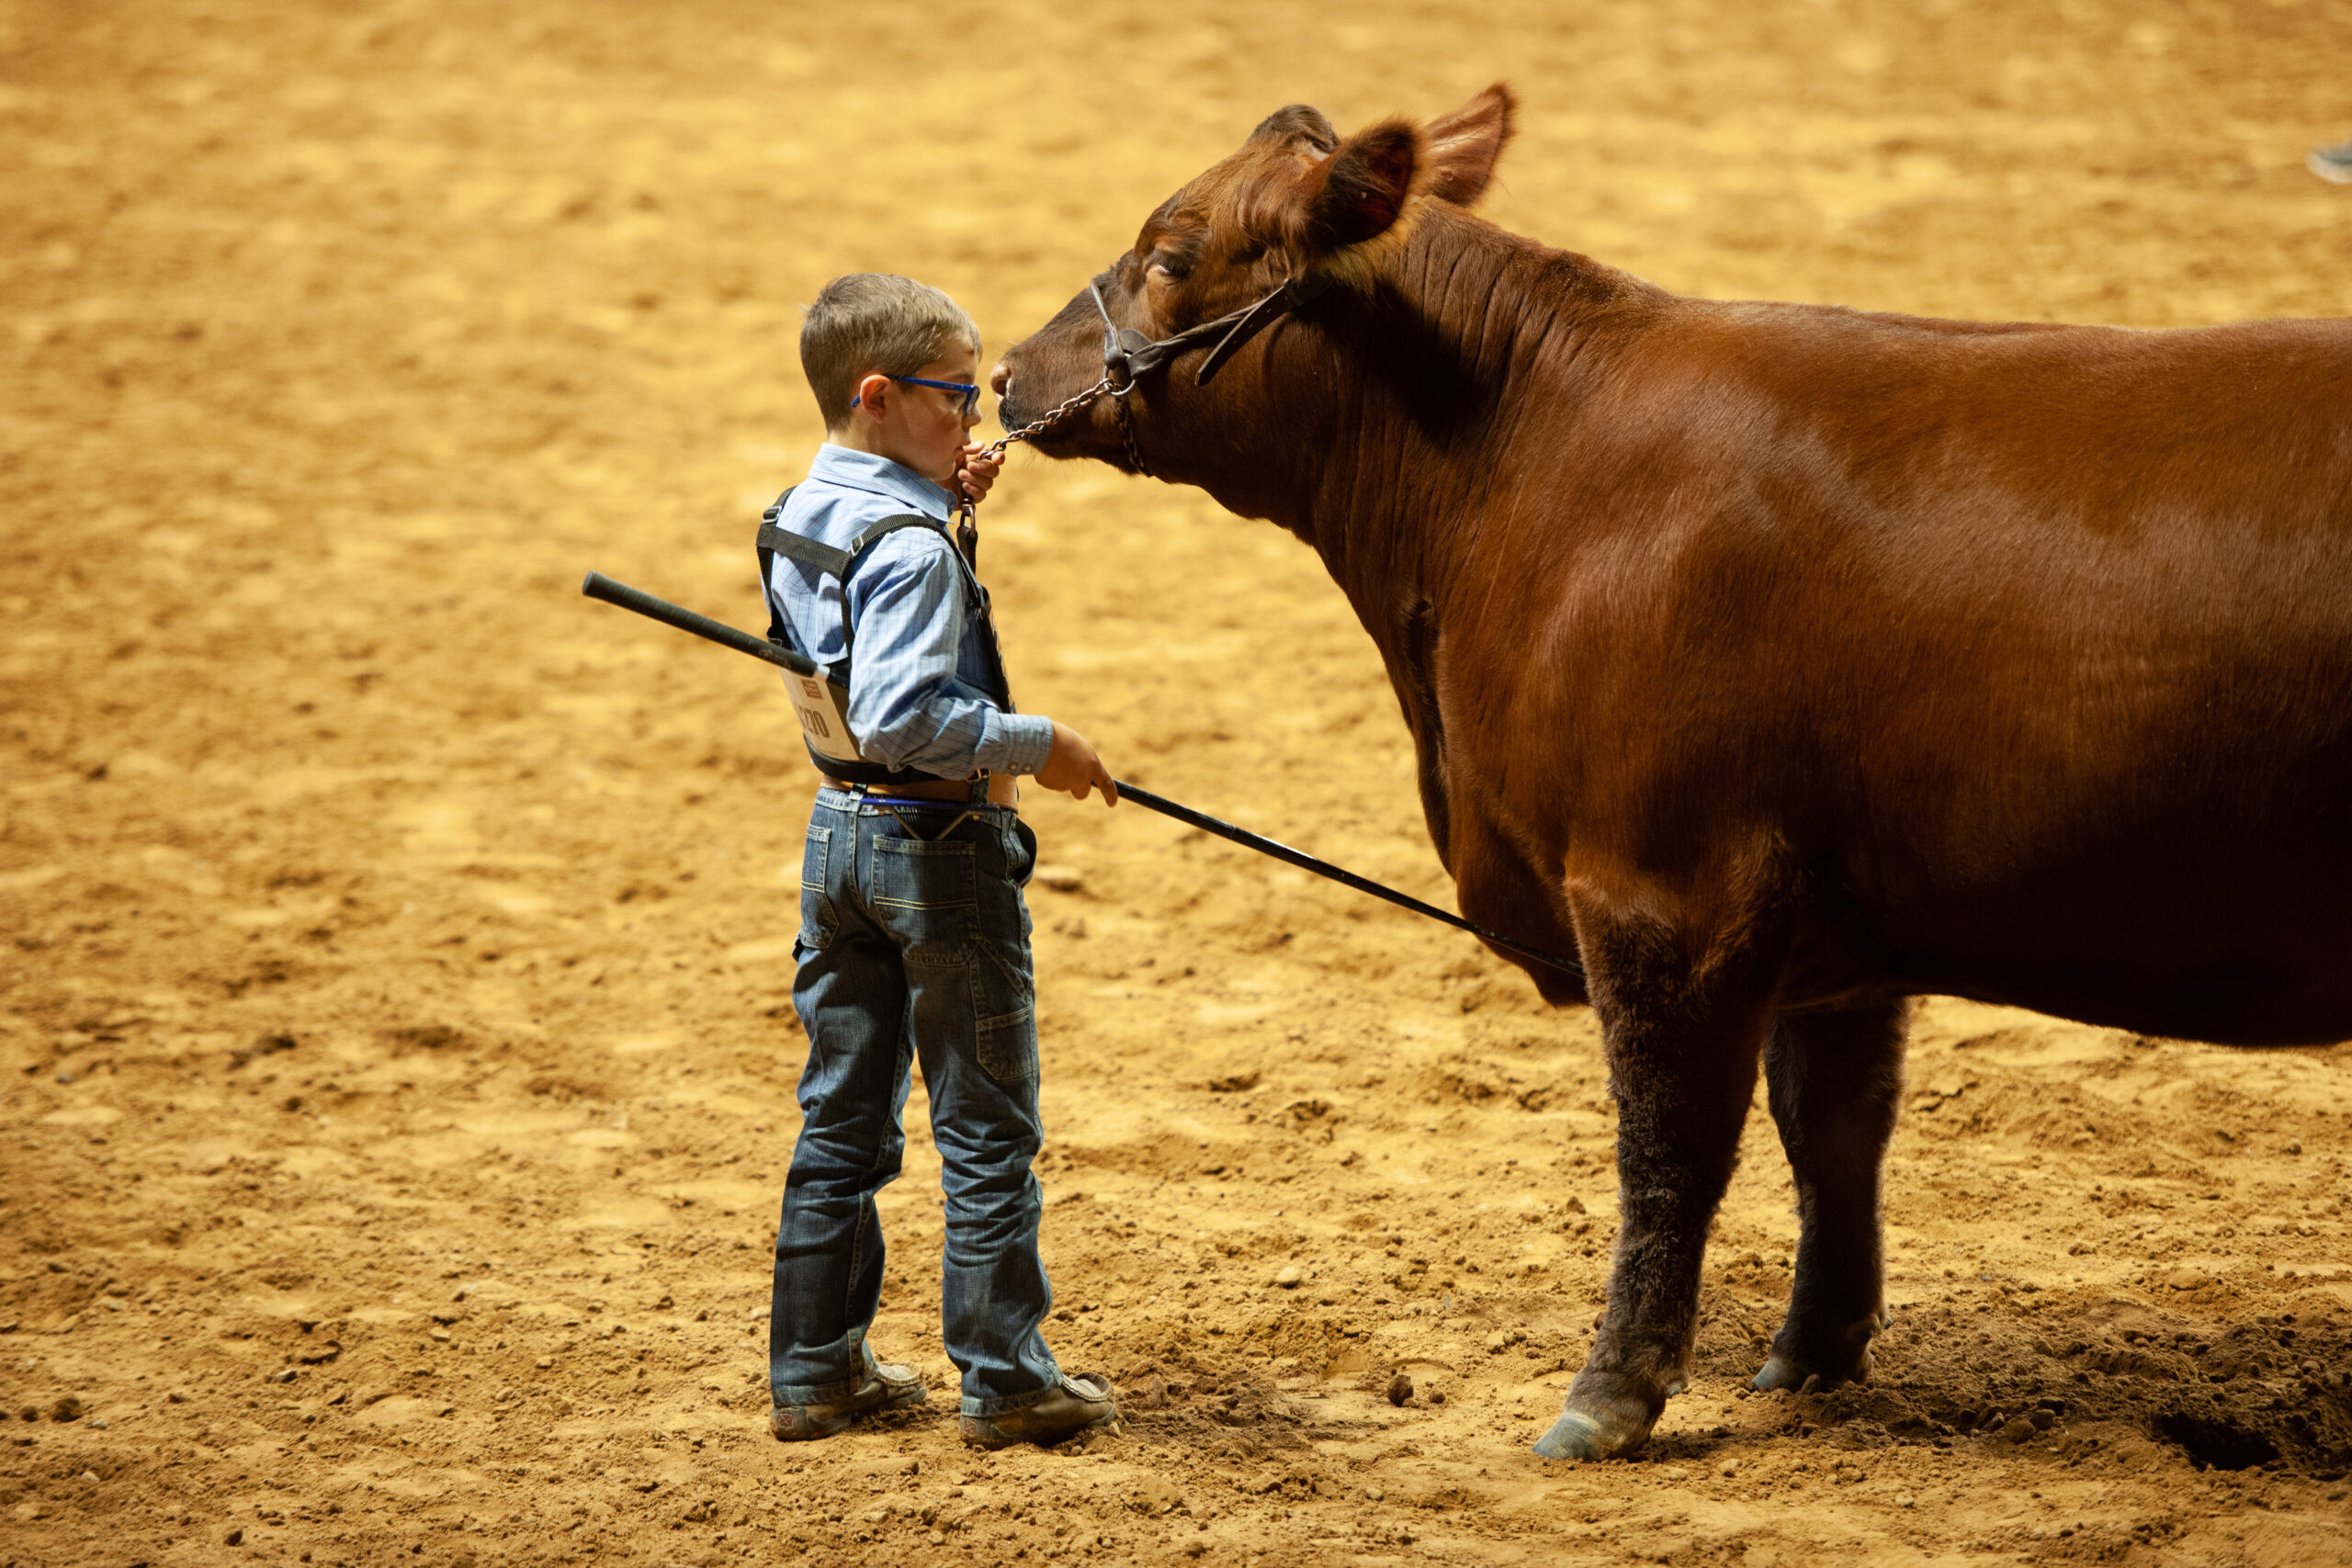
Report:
762,445,1054,779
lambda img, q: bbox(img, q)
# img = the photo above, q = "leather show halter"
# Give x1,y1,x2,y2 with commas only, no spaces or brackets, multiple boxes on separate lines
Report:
1088,270,1330,478
1092,268,1333,392
970,266,1334,495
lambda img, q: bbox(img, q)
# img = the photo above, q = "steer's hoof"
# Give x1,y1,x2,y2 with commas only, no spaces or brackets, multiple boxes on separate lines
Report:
1532,1400,1653,1461
1753,1313,1882,1393
1752,1343,1874,1393
1751,1355,1831,1393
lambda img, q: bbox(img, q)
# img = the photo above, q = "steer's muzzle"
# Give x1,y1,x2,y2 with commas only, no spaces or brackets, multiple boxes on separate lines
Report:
994,283,1122,457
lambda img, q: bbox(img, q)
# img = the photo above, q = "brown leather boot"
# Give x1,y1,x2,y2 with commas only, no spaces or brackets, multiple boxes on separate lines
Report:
769,1360,928,1441
959,1373,1119,1450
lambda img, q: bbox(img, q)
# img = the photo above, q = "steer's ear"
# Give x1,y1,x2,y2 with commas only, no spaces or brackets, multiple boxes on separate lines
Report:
1297,118,1423,255
1250,103,1339,155
1421,83,1516,208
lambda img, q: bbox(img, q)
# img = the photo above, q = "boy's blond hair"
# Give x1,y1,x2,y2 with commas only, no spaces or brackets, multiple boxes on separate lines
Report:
800,274,981,430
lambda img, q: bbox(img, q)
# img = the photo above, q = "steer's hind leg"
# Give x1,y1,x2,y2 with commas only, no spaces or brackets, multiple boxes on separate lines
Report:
1535,926,1773,1461
1751,998,1908,1393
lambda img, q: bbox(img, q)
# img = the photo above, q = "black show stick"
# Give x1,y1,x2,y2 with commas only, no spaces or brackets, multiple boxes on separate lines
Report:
581,570,1584,978
1108,781,1580,976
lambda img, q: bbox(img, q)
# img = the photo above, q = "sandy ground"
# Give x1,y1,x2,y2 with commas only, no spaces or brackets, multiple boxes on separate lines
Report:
6,1,2352,1563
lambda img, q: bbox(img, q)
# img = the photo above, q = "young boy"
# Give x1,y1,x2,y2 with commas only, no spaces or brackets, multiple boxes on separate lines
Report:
763,273,1121,1449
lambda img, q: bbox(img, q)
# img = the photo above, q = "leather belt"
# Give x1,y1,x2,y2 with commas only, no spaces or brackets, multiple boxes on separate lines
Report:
822,773,1020,808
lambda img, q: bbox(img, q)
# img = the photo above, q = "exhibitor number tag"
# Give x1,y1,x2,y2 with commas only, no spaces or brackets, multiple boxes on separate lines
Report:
785,671,861,767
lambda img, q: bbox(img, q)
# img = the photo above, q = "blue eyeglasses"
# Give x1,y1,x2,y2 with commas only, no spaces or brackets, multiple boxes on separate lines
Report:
850,377,981,417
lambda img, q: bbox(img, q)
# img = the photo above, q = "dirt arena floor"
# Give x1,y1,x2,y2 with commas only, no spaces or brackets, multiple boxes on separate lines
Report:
6,1,2352,1563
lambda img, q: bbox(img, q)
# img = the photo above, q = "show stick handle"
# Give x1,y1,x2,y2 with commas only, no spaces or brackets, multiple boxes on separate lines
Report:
580,570,818,678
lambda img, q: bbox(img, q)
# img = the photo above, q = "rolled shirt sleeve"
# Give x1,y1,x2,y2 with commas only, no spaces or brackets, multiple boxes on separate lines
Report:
839,531,1055,778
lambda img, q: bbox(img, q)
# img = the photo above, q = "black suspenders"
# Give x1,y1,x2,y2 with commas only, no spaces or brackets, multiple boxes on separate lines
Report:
754,489,1019,785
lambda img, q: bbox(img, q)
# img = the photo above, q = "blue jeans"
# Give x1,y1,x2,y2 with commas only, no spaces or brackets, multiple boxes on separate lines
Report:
769,785,1064,1418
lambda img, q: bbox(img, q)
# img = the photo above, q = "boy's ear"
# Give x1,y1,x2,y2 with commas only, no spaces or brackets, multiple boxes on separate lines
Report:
847,371,890,414
1420,83,1516,208
1296,118,1422,256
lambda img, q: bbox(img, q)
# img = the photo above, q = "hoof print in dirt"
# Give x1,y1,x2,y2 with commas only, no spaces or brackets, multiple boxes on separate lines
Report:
1722,1300,2352,1481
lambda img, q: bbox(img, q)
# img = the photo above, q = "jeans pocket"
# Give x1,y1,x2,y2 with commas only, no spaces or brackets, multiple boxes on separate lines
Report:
872,835,977,964
1008,818,1039,888
973,939,1038,1085
968,973,1035,1086
797,826,836,953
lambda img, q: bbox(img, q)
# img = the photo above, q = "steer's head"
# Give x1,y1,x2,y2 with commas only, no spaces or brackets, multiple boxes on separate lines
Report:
993,84,1516,476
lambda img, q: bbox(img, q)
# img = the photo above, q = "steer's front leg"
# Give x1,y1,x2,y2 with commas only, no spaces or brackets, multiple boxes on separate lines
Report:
1535,921,1774,1461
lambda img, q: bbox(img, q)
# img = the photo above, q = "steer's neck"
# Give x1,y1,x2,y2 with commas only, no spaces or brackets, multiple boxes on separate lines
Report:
1191,203,1633,626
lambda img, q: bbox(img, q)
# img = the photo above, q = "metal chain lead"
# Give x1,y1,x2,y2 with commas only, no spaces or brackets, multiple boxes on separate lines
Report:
956,375,1145,546
972,376,1119,467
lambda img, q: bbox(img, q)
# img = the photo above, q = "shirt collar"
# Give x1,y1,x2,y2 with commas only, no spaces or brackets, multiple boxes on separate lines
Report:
808,444,955,522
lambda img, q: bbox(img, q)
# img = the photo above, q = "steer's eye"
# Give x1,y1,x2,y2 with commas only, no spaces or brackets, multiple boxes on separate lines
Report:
1148,253,1191,284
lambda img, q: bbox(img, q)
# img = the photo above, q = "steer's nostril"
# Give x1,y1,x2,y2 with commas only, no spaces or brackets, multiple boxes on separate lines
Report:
989,363,1011,395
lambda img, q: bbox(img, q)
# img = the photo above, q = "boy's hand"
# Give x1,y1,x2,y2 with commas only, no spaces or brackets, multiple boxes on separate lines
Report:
1036,721,1117,806
956,445,1002,505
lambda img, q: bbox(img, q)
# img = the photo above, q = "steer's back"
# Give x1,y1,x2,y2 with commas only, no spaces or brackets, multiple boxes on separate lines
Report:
1521,301,2352,1043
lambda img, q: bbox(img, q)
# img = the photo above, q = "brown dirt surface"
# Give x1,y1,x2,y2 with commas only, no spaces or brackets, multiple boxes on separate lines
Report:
6,1,2352,1564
